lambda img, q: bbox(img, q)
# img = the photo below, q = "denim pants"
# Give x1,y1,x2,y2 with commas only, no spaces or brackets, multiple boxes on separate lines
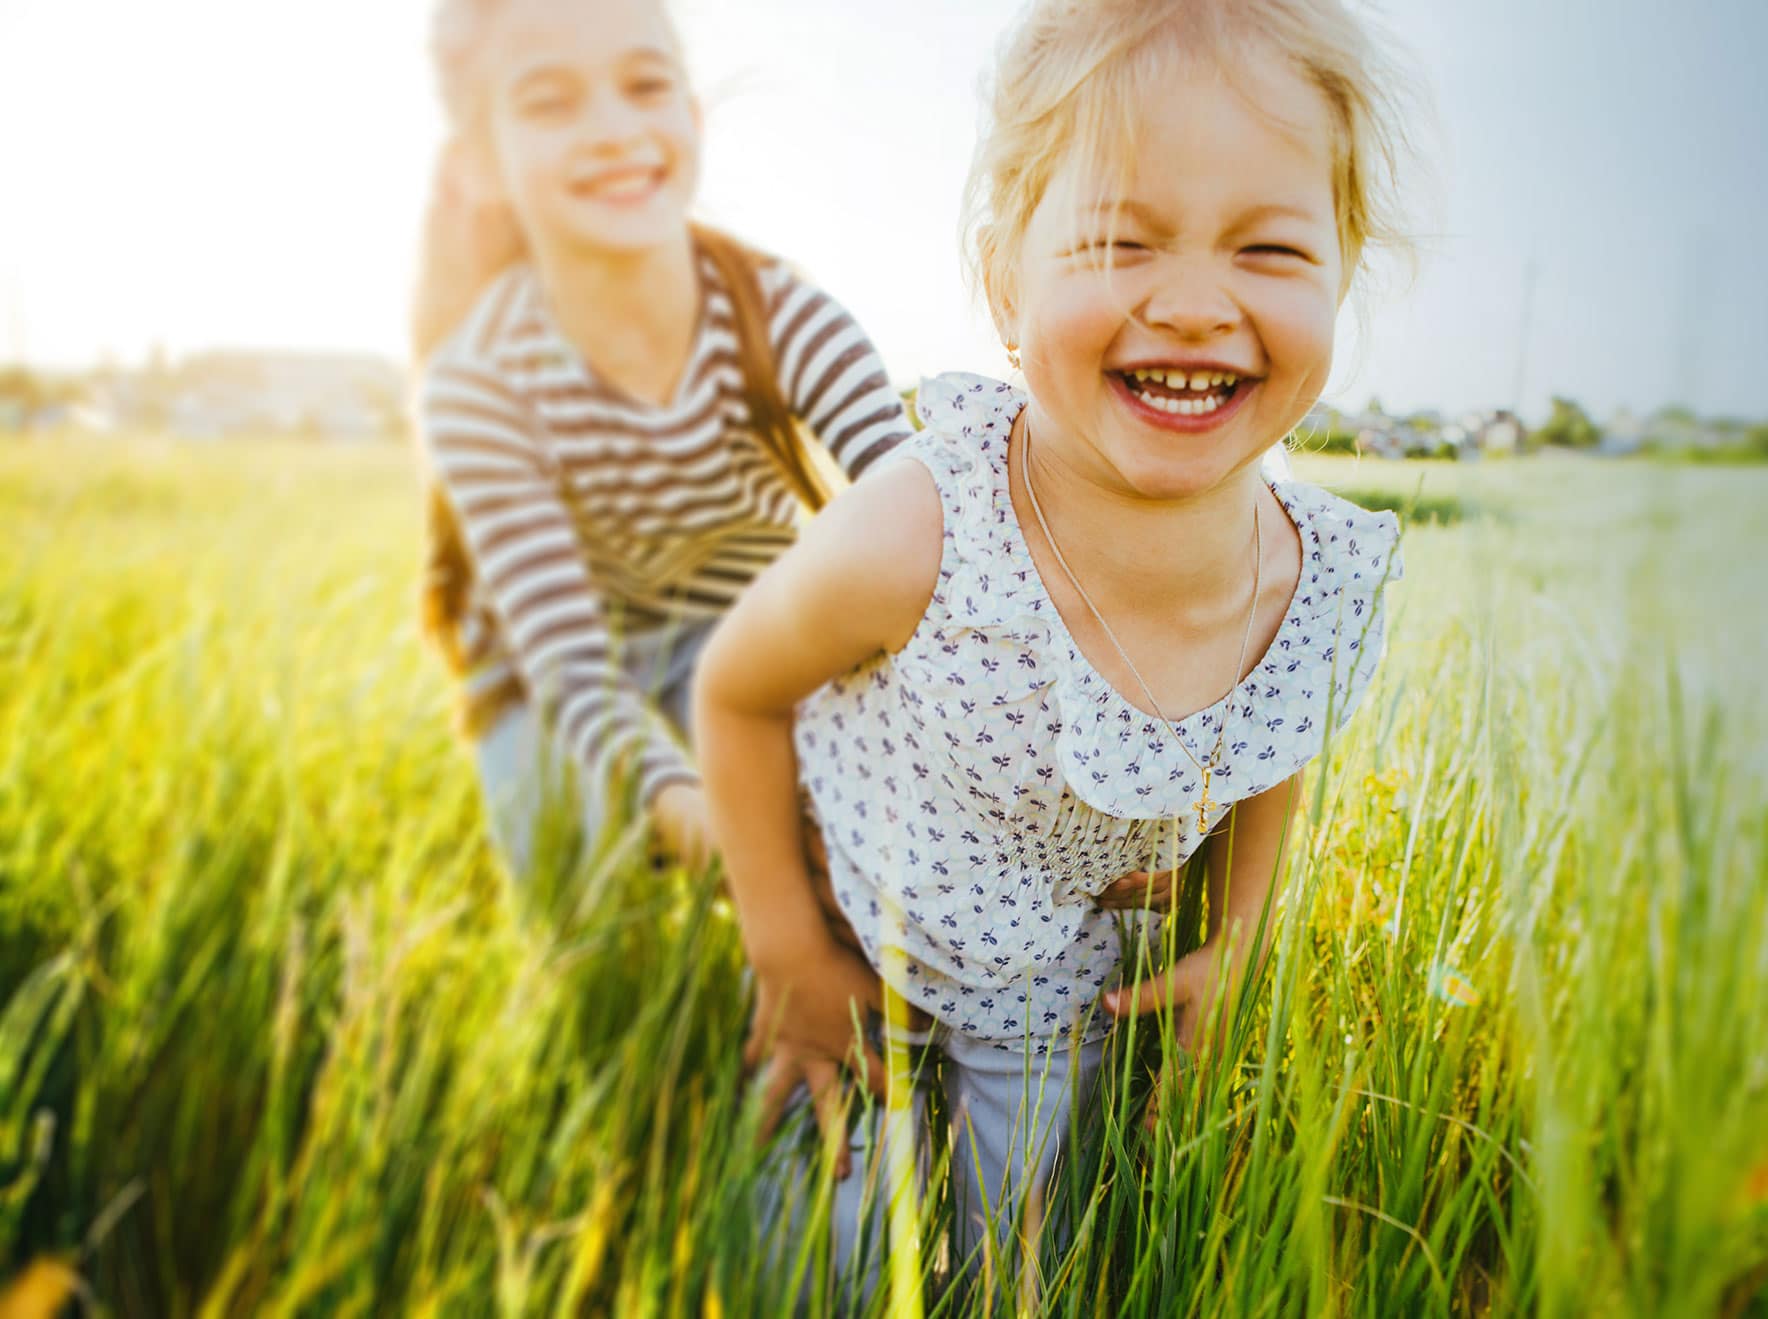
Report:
472,617,718,878
757,1020,1107,1313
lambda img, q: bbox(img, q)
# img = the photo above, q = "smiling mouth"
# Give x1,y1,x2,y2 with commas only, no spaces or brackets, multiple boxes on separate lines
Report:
1114,366,1250,418
568,167,666,204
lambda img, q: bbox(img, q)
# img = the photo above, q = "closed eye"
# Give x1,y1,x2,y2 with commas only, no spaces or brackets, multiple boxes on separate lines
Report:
1075,238,1151,257
1243,244,1313,261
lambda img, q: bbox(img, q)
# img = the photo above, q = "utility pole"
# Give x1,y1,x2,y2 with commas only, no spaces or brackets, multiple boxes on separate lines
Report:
1674,230,1707,412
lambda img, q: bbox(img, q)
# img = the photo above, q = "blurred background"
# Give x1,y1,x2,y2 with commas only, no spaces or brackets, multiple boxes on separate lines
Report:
1,0,1765,451
3,3,1767,1314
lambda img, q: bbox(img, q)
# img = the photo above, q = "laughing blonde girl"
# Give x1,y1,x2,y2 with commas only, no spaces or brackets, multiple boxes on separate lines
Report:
696,0,1417,1298
413,0,914,884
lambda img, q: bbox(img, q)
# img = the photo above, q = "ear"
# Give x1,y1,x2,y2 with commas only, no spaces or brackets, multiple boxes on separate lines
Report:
977,223,1020,351
990,305,1020,360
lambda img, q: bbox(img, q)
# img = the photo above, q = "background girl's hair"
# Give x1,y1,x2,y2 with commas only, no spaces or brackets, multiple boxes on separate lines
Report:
412,0,829,671
963,0,1428,328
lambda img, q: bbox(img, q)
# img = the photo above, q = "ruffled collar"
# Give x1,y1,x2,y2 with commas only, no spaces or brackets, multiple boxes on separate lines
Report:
905,371,1402,819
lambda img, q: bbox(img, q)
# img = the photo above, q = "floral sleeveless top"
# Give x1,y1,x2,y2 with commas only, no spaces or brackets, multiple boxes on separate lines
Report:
794,374,1402,1049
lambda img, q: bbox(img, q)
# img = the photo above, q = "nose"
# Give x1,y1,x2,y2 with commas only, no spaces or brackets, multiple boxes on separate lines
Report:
578,86,648,156
1136,260,1241,341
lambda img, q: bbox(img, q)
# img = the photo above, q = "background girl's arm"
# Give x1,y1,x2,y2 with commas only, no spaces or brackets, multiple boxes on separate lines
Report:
420,356,699,823
766,267,915,479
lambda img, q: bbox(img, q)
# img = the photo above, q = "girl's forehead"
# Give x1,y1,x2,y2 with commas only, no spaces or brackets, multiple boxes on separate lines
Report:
1044,53,1336,228
489,0,681,77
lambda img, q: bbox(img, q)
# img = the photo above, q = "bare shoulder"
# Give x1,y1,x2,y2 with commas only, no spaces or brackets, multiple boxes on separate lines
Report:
794,456,945,653
696,454,944,714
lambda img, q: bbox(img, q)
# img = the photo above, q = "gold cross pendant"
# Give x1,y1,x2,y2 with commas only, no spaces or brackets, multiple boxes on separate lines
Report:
1195,766,1213,834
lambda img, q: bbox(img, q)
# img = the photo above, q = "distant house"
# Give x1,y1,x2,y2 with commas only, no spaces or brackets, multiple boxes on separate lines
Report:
1475,411,1523,455
163,350,405,442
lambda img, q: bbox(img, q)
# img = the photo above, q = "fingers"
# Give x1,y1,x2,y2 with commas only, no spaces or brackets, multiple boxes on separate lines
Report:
751,1050,876,1181
1097,869,1177,911
1102,963,1190,1018
846,1043,890,1101
804,1058,854,1180
754,1053,807,1141
742,996,778,1071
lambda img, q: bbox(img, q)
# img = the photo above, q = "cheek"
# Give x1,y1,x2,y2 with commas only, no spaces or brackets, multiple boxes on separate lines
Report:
492,122,564,201
1255,280,1338,382
1023,272,1135,371
663,112,702,188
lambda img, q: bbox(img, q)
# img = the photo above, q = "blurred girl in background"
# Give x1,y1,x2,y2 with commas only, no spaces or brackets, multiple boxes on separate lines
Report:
412,0,914,887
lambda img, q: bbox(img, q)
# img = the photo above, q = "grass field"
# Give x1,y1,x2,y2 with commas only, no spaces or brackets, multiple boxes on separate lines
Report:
1,436,1764,1316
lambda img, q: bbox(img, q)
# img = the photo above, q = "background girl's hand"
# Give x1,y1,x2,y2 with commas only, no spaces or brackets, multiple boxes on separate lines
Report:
1095,866,1183,911
651,782,716,871
743,939,888,1176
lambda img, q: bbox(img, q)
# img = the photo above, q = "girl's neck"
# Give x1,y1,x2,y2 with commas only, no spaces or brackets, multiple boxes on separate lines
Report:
529,229,702,407
1011,403,1274,628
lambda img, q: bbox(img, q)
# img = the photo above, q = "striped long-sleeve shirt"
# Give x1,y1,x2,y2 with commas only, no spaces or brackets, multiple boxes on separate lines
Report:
420,247,914,808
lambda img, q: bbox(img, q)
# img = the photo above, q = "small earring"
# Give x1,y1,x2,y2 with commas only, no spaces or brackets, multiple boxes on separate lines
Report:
1006,344,1021,371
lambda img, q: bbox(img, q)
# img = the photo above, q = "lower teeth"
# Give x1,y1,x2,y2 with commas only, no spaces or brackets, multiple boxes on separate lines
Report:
1132,387,1227,416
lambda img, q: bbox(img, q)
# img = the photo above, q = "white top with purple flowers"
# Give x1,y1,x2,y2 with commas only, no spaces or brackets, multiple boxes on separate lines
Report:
793,373,1402,1049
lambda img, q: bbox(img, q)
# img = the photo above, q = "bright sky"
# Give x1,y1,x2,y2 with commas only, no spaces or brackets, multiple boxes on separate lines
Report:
2,0,1764,422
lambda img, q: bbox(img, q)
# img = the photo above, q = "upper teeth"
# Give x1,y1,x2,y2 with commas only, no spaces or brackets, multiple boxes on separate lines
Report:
1128,368,1239,389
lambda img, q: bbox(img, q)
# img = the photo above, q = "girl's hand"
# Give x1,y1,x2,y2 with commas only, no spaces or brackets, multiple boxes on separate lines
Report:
651,782,716,871
1095,865,1184,911
743,939,888,1177
1101,961,1223,1131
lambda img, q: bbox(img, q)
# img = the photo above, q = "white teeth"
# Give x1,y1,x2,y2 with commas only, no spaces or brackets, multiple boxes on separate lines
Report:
1126,368,1242,391
1130,385,1228,417
577,170,658,200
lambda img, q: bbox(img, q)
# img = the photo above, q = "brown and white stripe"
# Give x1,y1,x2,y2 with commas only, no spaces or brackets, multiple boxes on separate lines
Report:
420,249,914,808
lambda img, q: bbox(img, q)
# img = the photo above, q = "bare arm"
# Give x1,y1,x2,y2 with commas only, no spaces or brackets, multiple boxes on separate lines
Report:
694,457,943,971
1184,773,1301,1032
695,457,941,1158
1105,772,1302,1044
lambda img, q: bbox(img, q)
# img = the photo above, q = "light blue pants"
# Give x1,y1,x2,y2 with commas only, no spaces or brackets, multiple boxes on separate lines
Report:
472,618,717,879
759,1021,1107,1312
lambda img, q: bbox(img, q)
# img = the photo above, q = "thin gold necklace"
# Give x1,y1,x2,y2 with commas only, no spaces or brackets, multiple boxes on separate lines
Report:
1019,416,1264,834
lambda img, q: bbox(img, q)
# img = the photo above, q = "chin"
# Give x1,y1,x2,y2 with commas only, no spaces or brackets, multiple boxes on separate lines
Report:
562,210,691,254
1106,450,1223,501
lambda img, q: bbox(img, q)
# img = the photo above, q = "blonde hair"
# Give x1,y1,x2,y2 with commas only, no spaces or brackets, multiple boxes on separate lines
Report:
964,0,1423,329
413,0,830,679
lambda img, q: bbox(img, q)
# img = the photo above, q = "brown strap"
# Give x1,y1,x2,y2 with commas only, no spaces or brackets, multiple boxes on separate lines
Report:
692,224,831,513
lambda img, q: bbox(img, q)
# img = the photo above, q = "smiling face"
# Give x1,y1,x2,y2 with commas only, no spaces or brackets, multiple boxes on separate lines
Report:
478,0,700,256
1009,46,1344,501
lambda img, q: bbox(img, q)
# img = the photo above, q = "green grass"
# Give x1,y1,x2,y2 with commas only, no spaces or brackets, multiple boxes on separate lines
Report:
1,436,1764,1316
